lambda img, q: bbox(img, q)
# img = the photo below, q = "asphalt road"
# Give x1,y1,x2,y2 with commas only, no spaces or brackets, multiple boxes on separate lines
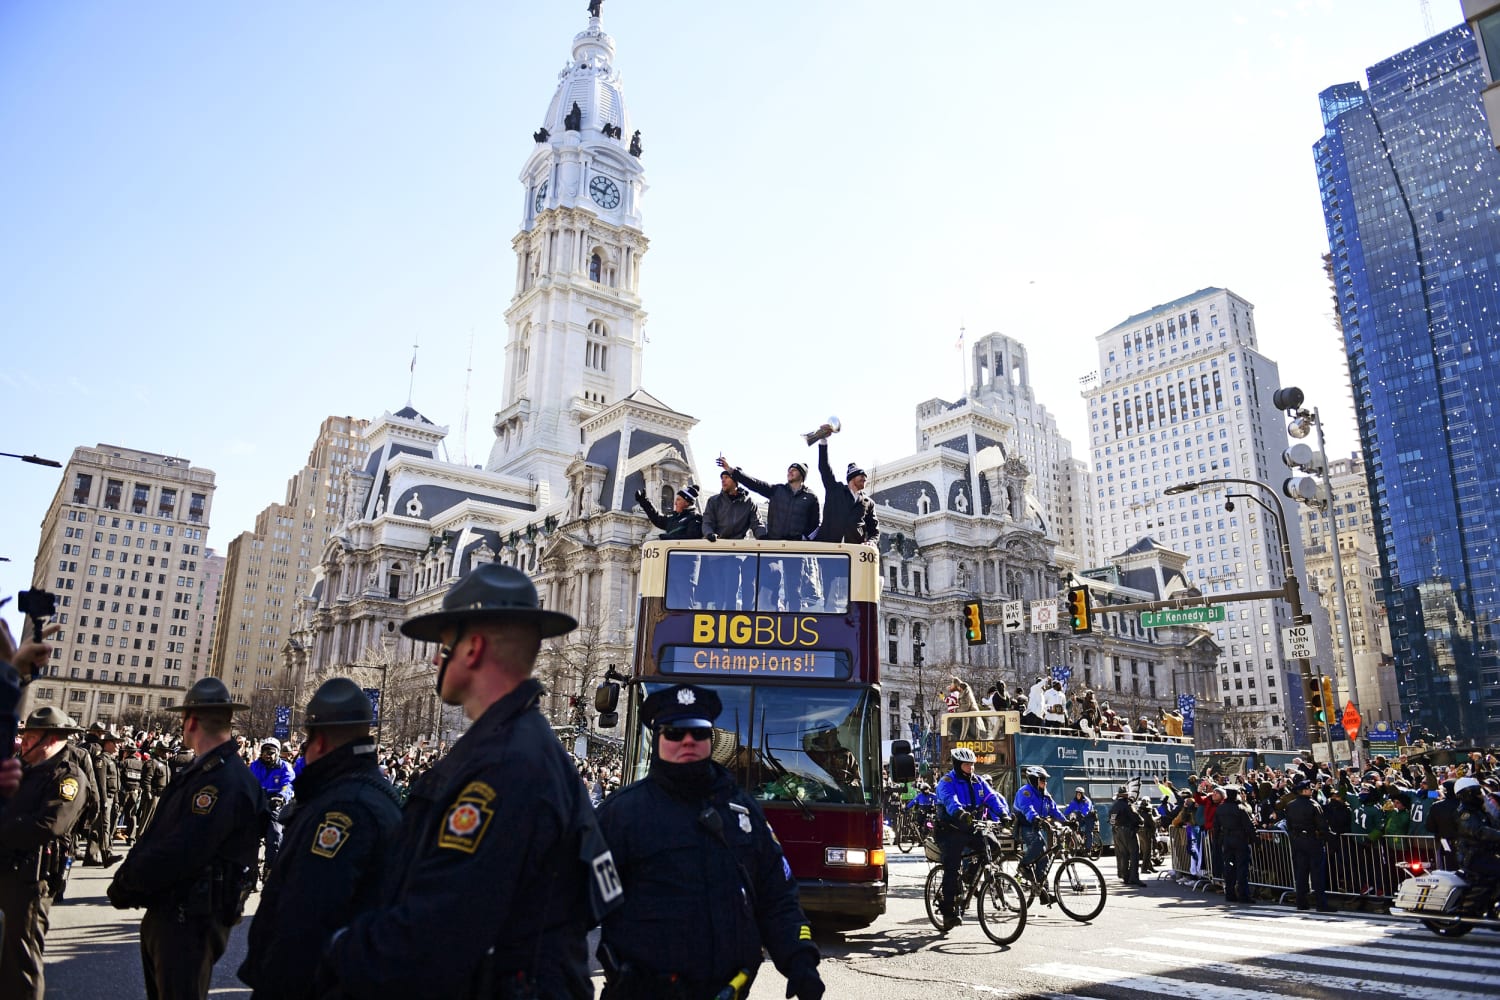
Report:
37,846,1498,998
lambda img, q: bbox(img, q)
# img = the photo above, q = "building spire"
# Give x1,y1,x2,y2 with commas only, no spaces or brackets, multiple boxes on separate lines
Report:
406,339,419,407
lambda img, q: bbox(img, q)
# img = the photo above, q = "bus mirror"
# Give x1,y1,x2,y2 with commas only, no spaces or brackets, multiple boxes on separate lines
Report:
597,711,619,729
890,752,917,783
594,681,620,714
891,739,913,756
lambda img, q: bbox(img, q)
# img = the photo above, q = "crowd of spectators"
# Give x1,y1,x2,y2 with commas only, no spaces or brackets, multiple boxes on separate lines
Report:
971,676,1186,740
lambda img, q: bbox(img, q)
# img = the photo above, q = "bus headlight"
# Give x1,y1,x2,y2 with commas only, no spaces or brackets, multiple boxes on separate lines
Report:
825,847,870,866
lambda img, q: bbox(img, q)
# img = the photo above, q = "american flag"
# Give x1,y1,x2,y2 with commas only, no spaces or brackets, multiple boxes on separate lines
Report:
1050,664,1072,684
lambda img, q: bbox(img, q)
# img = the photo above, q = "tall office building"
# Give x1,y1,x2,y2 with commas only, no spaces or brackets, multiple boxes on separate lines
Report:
188,547,225,685
25,445,214,726
1083,288,1314,748
1315,25,1500,741
211,416,367,706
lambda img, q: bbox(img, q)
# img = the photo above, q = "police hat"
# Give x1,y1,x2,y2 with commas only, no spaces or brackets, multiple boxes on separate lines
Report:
304,677,375,729
165,676,249,713
641,684,722,730
1291,777,1312,792
22,706,84,734
401,563,577,643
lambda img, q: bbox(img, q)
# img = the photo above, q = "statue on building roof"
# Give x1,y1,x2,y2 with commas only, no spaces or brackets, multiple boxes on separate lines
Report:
533,127,550,143
564,102,582,132
629,130,643,157
588,0,603,17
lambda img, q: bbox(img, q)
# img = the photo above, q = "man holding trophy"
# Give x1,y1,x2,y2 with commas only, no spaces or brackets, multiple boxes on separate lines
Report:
806,419,877,545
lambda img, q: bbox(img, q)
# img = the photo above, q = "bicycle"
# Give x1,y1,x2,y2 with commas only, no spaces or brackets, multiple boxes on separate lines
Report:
1006,820,1108,922
922,819,1028,945
895,805,933,854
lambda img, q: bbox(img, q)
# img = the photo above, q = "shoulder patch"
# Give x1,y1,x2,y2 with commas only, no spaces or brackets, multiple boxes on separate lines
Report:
59,776,80,802
191,785,219,815
311,811,354,859
436,780,497,854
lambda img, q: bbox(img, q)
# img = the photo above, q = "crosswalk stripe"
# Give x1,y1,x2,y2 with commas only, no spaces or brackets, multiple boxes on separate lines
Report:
1131,934,1500,987
1027,962,1289,1000
1169,923,1486,968
1220,912,1484,957
1095,946,1490,1000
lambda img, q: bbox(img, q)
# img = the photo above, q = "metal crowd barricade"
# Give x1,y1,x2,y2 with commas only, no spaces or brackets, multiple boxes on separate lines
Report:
1164,826,1442,902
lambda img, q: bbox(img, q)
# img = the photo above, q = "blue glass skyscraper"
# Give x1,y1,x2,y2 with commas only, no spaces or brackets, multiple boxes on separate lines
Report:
1315,25,1500,743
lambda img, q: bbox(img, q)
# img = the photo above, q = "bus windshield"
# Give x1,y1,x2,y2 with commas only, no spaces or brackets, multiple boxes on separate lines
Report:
633,681,879,806
665,551,850,614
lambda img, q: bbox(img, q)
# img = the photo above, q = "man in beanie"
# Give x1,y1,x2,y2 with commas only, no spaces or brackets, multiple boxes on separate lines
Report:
0,707,91,1000
702,470,764,610
596,683,823,1000
634,482,704,541
108,678,267,1000
812,437,877,544
717,455,821,541
321,564,619,999
238,678,402,1000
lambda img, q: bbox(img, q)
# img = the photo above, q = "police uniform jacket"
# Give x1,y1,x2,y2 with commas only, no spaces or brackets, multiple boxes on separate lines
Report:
729,470,820,541
1453,801,1500,870
702,487,762,541
637,495,704,541
596,762,816,991
1212,800,1255,850
239,740,401,1000
94,749,121,800
107,738,265,910
1109,797,1141,830
0,748,89,873
1285,794,1328,839
120,754,146,795
812,443,876,544
145,756,170,796
327,678,602,1000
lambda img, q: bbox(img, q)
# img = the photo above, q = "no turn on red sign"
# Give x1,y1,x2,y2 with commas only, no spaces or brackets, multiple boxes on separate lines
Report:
1281,624,1317,660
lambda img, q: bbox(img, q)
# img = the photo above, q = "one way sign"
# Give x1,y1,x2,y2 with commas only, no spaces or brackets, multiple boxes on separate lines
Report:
1002,599,1024,633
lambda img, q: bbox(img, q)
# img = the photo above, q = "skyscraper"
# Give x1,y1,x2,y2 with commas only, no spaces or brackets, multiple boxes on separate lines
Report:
1315,25,1500,742
1083,288,1313,748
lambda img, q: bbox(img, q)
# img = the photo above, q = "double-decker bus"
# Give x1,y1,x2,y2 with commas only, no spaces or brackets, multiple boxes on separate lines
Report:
596,538,886,930
937,711,1196,845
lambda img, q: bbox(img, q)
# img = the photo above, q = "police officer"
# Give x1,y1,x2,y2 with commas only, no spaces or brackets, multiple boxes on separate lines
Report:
1451,775,1500,882
107,677,267,1000
596,683,823,1000
119,739,147,843
238,678,402,1000
138,739,171,834
934,746,1009,929
250,736,296,875
322,563,618,999
1012,766,1065,903
0,707,91,1000
1212,785,1255,904
1109,787,1143,885
85,725,123,866
1284,777,1332,912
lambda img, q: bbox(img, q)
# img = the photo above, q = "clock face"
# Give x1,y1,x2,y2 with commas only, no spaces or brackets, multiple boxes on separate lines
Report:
589,175,621,210
534,180,548,214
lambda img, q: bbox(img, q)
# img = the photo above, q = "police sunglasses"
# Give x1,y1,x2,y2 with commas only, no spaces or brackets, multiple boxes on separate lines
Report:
660,726,713,743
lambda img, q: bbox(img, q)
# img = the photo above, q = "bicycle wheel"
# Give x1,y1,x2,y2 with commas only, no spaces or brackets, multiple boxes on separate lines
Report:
977,867,1027,945
924,864,947,931
1051,857,1107,922
896,817,917,854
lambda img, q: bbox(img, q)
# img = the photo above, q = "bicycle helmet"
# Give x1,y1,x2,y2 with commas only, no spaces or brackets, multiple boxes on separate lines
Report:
1025,765,1050,783
917,781,932,793
951,747,977,765
1455,775,1484,804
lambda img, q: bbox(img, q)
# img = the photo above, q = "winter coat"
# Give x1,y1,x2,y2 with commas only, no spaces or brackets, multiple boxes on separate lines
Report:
702,486,762,541
812,443,876,544
730,469,820,540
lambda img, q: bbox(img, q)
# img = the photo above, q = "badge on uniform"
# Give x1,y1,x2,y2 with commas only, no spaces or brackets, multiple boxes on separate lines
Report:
59,776,80,802
312,811,353,859
729,801,752,834
192,785,219,815
437,780,496,854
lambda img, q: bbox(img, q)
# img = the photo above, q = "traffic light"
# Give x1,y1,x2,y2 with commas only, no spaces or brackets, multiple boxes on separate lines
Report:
1067,586,1092,634
961,600,985,646
1320,676,1335,722
1307,676,1325,723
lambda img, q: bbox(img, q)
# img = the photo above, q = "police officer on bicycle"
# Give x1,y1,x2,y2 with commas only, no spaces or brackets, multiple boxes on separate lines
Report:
934,747,1009,930
1013,766,1066,904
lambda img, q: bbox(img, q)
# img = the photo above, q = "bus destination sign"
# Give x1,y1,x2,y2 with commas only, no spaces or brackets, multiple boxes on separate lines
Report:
660,646,849,680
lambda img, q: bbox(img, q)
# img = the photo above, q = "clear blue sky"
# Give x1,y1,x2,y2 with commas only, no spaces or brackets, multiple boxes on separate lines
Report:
0,1,1448,636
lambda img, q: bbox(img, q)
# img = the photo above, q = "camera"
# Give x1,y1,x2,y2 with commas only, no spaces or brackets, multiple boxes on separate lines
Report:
17,589,57,641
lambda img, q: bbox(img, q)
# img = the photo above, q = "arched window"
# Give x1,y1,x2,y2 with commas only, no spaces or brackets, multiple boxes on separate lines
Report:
589,253,602,282
516,324,531,379
585,319,609,372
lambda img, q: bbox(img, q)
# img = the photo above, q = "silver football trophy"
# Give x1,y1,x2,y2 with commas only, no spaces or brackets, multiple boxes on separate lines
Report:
803,416,841,446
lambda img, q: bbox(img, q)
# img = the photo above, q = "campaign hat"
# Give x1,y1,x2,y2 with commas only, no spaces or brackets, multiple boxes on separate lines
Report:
166,676,249,713
401,563,577,643
304,677,375,729
22,706,84,734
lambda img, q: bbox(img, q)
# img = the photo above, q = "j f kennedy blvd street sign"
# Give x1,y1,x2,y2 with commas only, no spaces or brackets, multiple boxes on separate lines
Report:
1139,606,1227,628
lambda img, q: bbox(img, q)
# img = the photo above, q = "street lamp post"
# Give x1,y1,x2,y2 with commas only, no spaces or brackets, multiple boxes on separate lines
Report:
0,452,61,468
1163,477,1315,750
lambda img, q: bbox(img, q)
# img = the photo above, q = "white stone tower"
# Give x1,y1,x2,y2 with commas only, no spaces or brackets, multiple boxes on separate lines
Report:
487,6,649,495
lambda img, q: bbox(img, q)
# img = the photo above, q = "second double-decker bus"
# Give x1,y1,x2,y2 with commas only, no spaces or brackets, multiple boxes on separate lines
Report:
595,537,886,930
